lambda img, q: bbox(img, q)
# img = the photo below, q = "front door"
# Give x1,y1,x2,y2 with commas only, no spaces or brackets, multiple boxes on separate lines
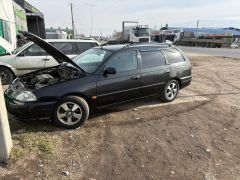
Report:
15,44,49,75
97,50,141,107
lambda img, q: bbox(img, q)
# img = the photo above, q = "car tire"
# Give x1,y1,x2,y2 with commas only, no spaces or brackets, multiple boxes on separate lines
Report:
160,80,179,102
53,96,89,129
0,67,14,85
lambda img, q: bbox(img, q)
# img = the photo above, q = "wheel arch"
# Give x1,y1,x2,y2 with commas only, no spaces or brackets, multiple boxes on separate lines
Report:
0,65,17,78
172,78,182,89
60,92,95,112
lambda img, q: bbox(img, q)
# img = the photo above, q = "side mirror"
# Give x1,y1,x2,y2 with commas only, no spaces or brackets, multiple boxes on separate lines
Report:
104,67,116,75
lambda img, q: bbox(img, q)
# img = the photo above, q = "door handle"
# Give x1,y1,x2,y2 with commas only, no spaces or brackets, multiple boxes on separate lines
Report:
42,58,50,61
164,69,170,74
131,75,140,80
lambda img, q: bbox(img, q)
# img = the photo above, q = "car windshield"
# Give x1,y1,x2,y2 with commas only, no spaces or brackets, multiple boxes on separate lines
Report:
73,48,112,73
134,28,150,37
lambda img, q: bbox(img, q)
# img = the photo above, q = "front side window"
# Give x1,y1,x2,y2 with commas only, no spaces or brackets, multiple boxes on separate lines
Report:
23,44,48,56
140,50,166,68
161,49,185,64
51,42,77,55
107,51,138,73
73,48,112,73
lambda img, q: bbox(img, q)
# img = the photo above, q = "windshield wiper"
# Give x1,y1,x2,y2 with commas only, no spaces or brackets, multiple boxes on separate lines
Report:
64,62,86,74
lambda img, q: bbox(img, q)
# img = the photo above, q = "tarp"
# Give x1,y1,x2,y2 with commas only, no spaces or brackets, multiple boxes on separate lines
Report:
0,37,13,54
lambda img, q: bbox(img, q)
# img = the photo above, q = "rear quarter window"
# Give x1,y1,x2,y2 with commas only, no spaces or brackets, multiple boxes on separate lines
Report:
76,42,97,54
161,49,185,64
50,42,78,55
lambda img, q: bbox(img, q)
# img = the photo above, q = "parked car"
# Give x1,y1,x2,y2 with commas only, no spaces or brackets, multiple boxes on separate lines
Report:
231,43,239,49
0,38,99,84
165,40,173,45
5,32,192,129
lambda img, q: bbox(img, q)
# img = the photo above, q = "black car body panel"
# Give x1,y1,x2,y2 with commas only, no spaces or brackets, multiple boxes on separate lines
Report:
5,34,192,121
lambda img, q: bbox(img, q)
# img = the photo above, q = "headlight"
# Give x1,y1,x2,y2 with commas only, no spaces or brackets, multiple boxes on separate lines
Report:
14,91,37,102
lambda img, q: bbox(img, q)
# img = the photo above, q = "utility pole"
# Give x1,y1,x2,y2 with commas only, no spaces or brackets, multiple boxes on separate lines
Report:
86,3,96,37
196,20,199,38
70,3,75,39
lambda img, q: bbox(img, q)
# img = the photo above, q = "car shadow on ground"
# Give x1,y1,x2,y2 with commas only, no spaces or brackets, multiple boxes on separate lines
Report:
8,97,162,134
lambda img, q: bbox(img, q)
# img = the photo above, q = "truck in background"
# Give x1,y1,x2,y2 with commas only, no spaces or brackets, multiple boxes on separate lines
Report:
122,21,151,43
108,21,151,44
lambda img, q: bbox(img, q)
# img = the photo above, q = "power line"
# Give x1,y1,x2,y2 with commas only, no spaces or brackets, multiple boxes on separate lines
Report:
85,3,96,37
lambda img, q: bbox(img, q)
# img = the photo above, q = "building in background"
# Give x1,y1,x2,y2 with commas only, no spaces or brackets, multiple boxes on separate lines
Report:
0,0,17,54
13,1,28,33
46,27,74,39
14,0,46,39
152,27,240,48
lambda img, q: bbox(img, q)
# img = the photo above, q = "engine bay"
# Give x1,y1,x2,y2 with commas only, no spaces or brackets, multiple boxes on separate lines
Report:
20,65,83,90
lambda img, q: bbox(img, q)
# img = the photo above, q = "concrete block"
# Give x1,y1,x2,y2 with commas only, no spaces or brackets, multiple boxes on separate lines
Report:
0,79,12,162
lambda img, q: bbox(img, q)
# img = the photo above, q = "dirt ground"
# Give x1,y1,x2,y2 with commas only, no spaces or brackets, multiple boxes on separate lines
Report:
1,56,240,180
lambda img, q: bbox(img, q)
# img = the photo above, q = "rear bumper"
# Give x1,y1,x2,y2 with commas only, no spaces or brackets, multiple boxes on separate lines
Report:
180,75,192,89
5,94,56,120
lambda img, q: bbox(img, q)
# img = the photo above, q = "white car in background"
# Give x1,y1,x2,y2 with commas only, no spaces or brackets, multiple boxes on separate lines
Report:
0,38,100,84
231,43,239,49
165,40,173,45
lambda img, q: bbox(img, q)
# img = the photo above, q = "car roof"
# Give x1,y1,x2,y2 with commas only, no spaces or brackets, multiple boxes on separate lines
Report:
98,44,127,52
97,43,173,52
45,39,99,43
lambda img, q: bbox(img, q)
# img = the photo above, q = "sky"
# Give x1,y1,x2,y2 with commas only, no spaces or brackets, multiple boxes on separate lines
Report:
27,0,240,37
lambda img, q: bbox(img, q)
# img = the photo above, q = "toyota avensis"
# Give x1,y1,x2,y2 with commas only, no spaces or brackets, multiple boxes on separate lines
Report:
5,32,192,129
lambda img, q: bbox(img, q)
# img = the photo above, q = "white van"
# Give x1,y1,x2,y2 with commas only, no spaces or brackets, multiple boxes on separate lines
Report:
0,39,100,84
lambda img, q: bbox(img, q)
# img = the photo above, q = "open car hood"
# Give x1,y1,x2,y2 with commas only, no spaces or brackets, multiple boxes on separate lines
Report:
19,31,85,73
0,36,13,54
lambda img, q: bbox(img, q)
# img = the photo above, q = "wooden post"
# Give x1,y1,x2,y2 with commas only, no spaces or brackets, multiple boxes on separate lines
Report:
0,79,12,161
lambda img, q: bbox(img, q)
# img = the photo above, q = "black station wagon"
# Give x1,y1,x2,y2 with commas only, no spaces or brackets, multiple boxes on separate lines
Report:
5,32,192,129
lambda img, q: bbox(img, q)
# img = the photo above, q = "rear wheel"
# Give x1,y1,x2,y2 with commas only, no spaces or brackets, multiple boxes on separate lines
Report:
160,80,179,102
0,67,14,85
53,96,89,129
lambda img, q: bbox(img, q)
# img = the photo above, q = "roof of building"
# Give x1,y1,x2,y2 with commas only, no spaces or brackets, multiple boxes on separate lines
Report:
182,27,240,36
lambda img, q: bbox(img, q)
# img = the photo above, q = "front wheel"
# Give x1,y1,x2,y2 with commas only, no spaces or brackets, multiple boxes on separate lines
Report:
160,80,179,102
53,96,89,129
0,67,14,85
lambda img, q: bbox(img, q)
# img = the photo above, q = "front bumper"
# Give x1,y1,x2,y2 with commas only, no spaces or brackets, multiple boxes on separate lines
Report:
5,94,56,120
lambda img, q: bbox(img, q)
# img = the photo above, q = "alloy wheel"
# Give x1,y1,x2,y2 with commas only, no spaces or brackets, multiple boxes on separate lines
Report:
0,71,10,84
57,102,82,125
165,82,178,100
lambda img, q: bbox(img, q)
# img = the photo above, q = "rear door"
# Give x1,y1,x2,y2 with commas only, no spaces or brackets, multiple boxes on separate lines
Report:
46,42,79,67
97,50,141,107
161,48,190,78
140,48,171,97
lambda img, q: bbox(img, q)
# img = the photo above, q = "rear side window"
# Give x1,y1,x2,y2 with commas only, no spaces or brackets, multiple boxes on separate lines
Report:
140,50,166,68
76,42,96,54
161,49,185,64
51,42,78,55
